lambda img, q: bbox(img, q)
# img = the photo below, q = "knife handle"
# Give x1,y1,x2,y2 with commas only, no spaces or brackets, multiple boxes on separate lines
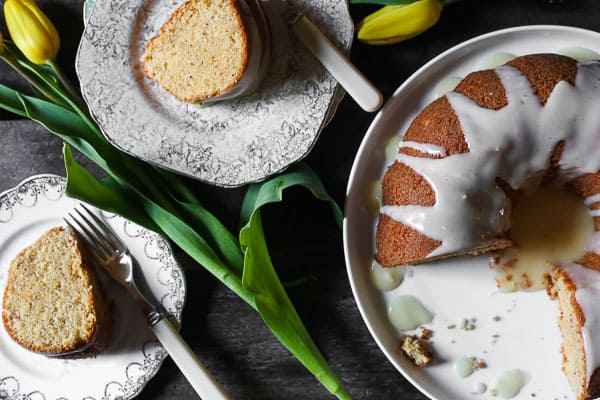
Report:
291,15,383,112
152,318,231,400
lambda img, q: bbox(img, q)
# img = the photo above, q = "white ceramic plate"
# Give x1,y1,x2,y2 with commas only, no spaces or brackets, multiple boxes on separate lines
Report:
0,175,186,400
344,26,600,400
76,0,352,188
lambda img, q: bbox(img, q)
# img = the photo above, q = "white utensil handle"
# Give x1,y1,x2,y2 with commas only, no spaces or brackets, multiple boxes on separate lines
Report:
153,318,230,400
291,15,383,112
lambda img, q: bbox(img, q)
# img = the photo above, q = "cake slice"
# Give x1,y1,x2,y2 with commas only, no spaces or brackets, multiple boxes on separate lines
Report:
142,0,270,103
549,265,600,400
2,227,110,356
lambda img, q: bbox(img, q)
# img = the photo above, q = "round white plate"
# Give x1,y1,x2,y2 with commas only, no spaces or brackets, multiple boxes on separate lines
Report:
344,26,600,400
0,175,186,400
76,0,352,188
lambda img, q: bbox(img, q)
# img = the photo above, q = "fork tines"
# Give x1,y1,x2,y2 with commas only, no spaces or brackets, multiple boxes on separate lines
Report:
64,204,124,262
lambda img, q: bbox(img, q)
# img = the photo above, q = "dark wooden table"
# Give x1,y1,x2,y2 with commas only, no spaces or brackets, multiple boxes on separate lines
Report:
1,0,599,399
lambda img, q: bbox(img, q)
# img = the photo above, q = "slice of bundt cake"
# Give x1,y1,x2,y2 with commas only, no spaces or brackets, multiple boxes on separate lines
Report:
550,265,600,400
142,0,270,103
2,227,110,355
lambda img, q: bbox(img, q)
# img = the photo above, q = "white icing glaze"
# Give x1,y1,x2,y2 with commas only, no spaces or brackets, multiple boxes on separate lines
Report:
493,369,526,398
382,61,600,258
563,264,600,387
435,76,462,98
558,47,600,62
387,295,433,331
477,52,517,70
584,193,600,206
493,185,593,292
398,141,447,157
370,260,404,291
454,356,476,378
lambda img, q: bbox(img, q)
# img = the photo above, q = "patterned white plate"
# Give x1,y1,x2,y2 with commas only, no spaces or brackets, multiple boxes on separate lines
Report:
76,0,353,187
0,175,186,400
344,26,600,400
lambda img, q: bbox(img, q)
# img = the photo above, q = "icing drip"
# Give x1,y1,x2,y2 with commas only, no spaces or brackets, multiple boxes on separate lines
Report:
382,62,600,257
563,264,600,386
398,141,447,157
493,185,593,291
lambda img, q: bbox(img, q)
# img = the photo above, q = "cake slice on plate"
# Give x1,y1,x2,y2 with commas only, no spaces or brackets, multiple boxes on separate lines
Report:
2,227,110,356
142,0,270,103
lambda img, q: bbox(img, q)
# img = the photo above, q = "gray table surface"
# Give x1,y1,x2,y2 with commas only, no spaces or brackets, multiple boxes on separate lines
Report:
1,0,599,399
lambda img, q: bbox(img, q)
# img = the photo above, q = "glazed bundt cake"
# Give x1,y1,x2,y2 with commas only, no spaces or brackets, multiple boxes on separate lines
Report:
376,54,600,267
375,53,600,399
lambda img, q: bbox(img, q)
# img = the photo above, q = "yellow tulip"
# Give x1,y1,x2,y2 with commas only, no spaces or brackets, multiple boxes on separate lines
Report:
4,0,60,64
357,0,444,45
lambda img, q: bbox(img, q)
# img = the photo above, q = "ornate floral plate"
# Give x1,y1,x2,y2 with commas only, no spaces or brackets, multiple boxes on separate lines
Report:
0,175,186,400
344,26,600,399
76,0,353,187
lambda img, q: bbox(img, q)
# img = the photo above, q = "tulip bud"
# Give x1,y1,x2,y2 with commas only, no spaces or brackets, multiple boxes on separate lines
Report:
4,0,60,64
357,0,443,45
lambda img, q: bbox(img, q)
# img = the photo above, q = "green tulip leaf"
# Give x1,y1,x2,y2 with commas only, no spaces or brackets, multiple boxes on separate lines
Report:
239,163,348,400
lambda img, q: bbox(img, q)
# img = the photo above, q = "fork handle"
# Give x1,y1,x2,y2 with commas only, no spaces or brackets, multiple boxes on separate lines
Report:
152,318,231,400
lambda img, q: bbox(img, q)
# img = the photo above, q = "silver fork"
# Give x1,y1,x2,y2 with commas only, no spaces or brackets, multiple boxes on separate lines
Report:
65,204,230,400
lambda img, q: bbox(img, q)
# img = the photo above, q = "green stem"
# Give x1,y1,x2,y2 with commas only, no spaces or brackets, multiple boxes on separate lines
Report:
47,60,85,106
44,60,106,140
1,53,69,108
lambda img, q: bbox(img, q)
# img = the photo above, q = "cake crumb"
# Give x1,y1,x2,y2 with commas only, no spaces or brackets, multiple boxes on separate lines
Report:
420,328,433,340
492,334,500,344
460,318,477,331
447,324,456,329
400,335,434,367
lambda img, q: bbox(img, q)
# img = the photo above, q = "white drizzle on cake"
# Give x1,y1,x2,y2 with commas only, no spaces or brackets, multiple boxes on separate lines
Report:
382,62,600,258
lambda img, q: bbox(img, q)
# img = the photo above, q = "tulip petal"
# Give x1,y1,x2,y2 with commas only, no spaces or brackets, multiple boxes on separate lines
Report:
357,0,443,44
3,0,59,64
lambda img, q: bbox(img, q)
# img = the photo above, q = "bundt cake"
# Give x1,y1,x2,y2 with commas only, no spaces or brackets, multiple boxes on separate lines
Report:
375,53,600,267
375,53,600,399
2,227,110,356
142,0,271,103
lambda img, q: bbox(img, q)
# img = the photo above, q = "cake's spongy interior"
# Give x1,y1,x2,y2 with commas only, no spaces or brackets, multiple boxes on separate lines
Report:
552,268,587,400
3,228,96,352
143,0,248,102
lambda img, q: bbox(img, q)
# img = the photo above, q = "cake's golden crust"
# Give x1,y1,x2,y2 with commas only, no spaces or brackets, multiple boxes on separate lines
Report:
506,54,577,105
455,70,508,110
375,214,441,267
576,252,600,272
402,96,469,157
382,161,435,207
